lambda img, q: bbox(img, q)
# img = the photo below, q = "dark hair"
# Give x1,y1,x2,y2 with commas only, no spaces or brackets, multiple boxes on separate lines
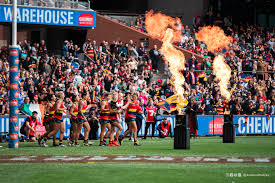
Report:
32,111,38,114
72,95,78,102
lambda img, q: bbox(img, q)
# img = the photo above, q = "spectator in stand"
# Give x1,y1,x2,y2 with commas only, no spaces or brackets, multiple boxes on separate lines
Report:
149,45,161,72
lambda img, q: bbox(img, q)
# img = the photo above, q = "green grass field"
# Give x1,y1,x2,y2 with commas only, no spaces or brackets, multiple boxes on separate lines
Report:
0,136,275,183
0,136,274,157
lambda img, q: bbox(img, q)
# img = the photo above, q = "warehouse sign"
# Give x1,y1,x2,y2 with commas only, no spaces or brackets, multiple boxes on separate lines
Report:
0,5,96,27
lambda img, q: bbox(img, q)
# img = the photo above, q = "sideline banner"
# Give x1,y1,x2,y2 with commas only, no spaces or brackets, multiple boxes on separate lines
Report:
197,115,275,135
0,5,96,27
1,115,274,138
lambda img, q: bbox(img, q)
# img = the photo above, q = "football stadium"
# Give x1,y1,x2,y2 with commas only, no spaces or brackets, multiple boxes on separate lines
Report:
0,0,275,183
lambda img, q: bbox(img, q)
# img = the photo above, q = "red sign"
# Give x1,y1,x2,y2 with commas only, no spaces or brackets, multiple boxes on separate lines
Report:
14,58,19,64
10,116,18,122
10,83,18,89
209,117,224,134
15,75,19,81
10,100,18,106
10,66,18,72
78,13,94,26
10,50,18,56
14,92,19,98
14,125,19,131
34,125,46,137
9,133,18,139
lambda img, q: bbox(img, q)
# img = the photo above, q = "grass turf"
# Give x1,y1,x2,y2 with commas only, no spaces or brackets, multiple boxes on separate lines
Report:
0,136,274,157
0,163,274,183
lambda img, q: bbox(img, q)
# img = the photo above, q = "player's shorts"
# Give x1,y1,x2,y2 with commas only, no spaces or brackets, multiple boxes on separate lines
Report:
126,117,136,123
54,118,63,123
78,118,85,123
47,118,55,124
100,119,110,124
70,118,78,124
110,118,119,124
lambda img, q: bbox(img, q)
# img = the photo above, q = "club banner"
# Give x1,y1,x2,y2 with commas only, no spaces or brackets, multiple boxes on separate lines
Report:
0,5,96,27
197,115,275,135
0,115,175,138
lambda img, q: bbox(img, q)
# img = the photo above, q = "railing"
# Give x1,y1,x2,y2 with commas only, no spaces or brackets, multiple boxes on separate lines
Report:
0,0,91,10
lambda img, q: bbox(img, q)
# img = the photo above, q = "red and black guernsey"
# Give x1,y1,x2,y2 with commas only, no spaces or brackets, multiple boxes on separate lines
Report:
77,101,88,119
71,103,79,119
48,102,55,120
216,104,224,115
99,100,110,120
257,105,265,115
126,101,142,120
109,100,119,120
53,100,65,120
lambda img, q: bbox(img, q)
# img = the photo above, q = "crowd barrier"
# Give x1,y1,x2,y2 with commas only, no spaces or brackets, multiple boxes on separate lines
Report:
197,115,275,135
0,115,274,138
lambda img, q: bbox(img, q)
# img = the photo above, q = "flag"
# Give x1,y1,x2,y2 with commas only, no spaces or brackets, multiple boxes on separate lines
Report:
22,104,45,124
72,62,79,72
240,73,252,82
157,95,188,112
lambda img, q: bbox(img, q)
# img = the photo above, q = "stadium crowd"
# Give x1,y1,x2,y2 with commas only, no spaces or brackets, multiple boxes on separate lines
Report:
0,26,275,117
0,14,275,144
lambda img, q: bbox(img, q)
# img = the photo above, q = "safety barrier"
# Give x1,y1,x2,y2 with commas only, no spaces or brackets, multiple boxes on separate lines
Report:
0,115,274,138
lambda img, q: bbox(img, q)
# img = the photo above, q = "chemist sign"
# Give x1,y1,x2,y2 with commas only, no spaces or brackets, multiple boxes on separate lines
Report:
0,5,96,27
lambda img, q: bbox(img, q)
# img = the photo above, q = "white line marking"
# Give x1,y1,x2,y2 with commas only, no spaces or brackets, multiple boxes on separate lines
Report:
183,157,203,162
254,158,270,163
88,156,108,161
227,158,244,162
203,158,219,162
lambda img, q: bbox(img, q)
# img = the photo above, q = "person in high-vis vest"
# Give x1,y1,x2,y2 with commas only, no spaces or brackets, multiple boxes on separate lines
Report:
99,92,112,146
256,99,265,115
40,92,66,147
157,118,172,138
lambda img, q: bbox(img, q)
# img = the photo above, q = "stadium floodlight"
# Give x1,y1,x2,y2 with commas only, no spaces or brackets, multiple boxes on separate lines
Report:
8,0,19,148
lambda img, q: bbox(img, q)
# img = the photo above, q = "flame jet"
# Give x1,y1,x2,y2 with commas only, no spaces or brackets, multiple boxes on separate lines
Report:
145,10,186,97
195,26,233,100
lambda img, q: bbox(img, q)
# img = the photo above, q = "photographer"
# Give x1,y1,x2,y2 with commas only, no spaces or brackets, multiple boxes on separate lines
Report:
157,118,172,138
20,111,38,142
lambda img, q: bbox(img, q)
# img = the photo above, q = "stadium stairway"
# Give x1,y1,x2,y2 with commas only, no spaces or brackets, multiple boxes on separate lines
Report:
86,13,204,63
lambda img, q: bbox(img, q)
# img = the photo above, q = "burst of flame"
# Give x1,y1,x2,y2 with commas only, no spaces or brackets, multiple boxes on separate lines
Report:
195,26,232,53
196,26,232,100
213,55,231,100
145,10,185,96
